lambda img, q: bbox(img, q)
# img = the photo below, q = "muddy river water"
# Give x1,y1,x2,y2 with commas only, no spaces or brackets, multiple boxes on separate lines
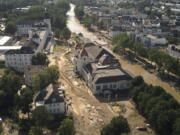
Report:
66,3,106,45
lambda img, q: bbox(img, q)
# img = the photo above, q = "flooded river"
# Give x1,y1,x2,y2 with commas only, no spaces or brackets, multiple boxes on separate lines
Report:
66,3,106,45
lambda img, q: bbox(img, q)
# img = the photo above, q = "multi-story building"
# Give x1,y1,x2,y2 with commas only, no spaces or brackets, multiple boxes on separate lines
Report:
5,19,51,72
73,40,132,95
16,19,51,36
4,45,36,72
33,84,66,114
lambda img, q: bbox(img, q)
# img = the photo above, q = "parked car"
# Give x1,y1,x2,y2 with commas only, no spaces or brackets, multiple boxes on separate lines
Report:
136,126,147,131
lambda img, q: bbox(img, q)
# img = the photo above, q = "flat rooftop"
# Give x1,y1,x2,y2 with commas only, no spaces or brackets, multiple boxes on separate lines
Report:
93,68,131,84
0,36,12,46
0,46,22,50
95,68,126,77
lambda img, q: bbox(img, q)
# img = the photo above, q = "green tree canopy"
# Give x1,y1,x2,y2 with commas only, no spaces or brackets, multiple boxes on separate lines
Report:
16,88,33,115
28,126,43,135
0,70,23,116
32,53,49,65
5,21,16,35
57,118,75,135
62,27,71,40
33,66,59,90
101,116,130,135
32,106,54,128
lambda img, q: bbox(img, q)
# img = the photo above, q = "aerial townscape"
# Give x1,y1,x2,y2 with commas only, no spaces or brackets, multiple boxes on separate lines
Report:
0,0,180,135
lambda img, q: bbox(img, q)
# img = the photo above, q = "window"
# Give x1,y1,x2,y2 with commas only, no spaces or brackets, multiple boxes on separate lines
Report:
96,86,101,90
113,84,116,89
57,108,59,112
109,84,113,89
52,98,56,103
103,85,108,89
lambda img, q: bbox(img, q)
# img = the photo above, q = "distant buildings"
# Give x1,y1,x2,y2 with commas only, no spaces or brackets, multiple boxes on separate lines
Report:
33,84,66,114
130,33,167,48
16,19,51,36
73,38,132,95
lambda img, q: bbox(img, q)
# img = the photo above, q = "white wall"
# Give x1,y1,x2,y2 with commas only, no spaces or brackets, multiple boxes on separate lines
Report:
45,102,65,114
92,80,130,94
5,54,33,72
17,25,32,35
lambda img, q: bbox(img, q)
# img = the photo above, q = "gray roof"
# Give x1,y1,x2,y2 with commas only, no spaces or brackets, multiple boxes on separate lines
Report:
5,40,38,55
93,68,132,84
84,45,113,61
5,46,34,54
34,84,64,104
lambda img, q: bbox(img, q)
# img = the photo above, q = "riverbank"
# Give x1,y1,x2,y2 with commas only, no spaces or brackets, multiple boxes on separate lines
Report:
67,3,180,103
65,3,157,135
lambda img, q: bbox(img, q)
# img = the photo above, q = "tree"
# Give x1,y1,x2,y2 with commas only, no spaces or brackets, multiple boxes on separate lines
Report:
32,53,49,65
5,21,16,35
0,124,3,134
75,6,84,20
32,106,54,128
167,37,179,45
112,33,133,54
0,70,23,116
17,88,33,116
131,77,180,135
101,116,130,135
62,27,71,40
55,29,61,39
28,127,43,135
33,66,59,90
173,118,180,135
131,76,144,87
57,118,75,135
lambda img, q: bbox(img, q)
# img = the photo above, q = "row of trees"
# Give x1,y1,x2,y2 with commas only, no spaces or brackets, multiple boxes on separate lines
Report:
112,33,180,76
54,27,71,40
4,0,71,36
75,3,100,30
0,0,45,12
131,76,180,135
0,69,23,116
17,106,75,135
101,116,130,135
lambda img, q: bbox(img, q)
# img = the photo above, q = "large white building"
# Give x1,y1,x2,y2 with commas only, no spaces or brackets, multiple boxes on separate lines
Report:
16,19,51,36
5,19,51,72
73,40,132,95
34,84,66,114
5,45,36,72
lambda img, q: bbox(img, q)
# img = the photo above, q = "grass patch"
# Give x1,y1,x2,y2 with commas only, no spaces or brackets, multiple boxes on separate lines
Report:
54,45,62,53
0,68,5,76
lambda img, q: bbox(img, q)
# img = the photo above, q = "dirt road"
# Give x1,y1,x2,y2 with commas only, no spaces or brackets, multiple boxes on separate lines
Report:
48,45,155,135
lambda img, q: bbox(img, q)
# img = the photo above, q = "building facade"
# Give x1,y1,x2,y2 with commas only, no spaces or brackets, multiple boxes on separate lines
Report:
34,84,66,114
73,40,132,95
5,46,34,72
